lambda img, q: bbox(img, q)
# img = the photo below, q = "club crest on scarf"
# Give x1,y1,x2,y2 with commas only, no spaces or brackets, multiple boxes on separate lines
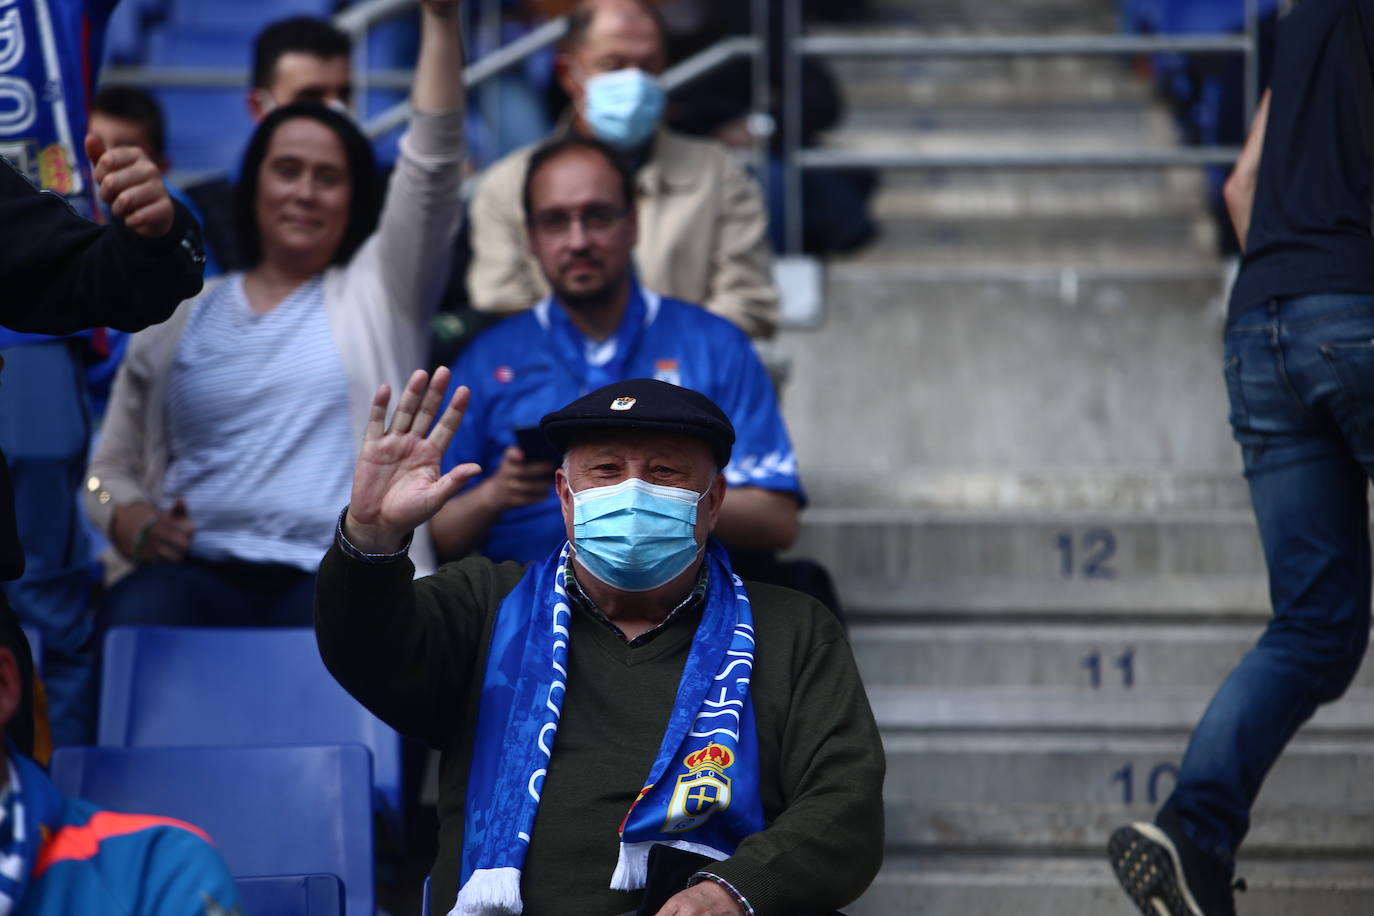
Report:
665,744,734,833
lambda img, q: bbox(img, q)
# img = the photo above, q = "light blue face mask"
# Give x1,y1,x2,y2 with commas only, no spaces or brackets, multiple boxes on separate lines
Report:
582,68,665,150
570,476,708,592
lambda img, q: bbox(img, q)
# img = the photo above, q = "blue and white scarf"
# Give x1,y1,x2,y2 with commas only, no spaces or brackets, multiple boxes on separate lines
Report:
0,747,64,915
452,539,763,916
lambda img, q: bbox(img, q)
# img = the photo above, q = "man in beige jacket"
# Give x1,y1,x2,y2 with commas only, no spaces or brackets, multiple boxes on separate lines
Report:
465,0,779,339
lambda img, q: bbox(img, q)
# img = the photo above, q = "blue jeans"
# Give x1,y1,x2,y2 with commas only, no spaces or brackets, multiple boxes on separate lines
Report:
1161,293,1374,870
96,558,316,631
0,341,95,747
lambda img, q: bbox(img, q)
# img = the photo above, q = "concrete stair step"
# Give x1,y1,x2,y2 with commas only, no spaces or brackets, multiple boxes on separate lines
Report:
878,731,1374,802
838,576,1269,624
779,263,1233,471
847,854,1374,915
825,117,1177,156
837,576,1269,624
794,510,1266,580
830,52,1144,91
799,469,1246,513
848,621,1321,690
844,72,1152,109
845,99,1159,136
869,174,1208,219
884,802,1374,855
872,688,1374,738
859,212,1213,266
884,802,1374,862
858,0,1118,31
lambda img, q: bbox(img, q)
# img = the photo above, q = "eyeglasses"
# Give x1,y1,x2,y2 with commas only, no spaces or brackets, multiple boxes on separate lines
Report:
530,205,627,237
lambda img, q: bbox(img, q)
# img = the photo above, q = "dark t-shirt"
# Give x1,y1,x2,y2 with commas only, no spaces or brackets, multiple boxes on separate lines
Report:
1228,0,1374,321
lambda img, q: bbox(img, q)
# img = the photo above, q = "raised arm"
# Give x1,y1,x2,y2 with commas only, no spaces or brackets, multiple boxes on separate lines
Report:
317,367,493,742
1223,89,1271,253
0,144,203,335
363,0,466,328
412,0,464,115
344,368,482,554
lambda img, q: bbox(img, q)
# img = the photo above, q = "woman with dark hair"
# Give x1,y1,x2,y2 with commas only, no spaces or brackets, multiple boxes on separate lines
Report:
83,0,466,635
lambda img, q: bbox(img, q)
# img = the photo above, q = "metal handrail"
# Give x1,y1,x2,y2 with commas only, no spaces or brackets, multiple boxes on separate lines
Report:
778,0,1264,252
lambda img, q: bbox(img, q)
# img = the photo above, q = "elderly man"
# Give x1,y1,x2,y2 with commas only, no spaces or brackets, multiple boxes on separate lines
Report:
432,135,800,569
316,374,884,916
466,0,778,339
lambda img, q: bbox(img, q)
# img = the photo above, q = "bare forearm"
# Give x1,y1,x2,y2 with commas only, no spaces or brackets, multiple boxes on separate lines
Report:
1224,89,1270,253
428,485,503,560
412,1,465,114
713,488,800,552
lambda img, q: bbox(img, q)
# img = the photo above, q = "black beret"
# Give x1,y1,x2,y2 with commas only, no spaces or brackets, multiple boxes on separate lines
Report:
540,378,736,468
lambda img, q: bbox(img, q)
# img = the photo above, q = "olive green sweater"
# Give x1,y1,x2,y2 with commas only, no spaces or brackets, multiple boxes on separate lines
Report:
314,542,885,916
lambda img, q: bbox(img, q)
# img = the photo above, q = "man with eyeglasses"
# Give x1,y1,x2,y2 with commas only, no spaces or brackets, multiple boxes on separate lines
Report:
429,135,802,571
464,0,778,340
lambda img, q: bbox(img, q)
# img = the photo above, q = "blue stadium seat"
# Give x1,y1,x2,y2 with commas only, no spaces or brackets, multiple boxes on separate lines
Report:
98,626,405,844
236,874,345,916
51,744,374,916
147,26,255,67
164,0,336,31
422,875,431,916
152,86,252,176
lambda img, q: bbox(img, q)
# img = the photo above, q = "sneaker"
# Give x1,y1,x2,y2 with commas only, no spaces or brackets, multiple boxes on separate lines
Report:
1108,821,1241,916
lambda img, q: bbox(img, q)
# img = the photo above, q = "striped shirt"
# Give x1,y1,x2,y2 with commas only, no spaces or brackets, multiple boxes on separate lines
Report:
163,276,355,570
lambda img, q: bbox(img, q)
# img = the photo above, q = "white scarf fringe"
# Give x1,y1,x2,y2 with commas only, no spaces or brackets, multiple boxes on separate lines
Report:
451,867,523,916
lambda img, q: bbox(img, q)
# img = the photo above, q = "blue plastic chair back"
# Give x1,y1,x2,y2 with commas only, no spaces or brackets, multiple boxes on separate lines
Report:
51,744,373,916
422,875,432,916
236,874,345,916
98,626,404,842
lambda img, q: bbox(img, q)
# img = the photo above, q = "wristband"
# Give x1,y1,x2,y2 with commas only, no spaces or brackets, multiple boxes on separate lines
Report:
132,517,156,563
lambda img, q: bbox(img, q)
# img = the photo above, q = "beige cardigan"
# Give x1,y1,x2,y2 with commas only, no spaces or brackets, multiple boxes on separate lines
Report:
465,126,779,339
84,109,465,580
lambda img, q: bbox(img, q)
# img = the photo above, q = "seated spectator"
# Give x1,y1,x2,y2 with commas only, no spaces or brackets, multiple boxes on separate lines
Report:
317,372,885,915
467,0,779,339
247,16,354,120
83,0,466,629
432,136,801,573
186,16,356,270
89,85,222,276
0,609,239,914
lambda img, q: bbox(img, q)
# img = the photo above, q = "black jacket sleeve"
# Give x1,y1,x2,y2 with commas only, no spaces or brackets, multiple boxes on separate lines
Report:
0,156,205,335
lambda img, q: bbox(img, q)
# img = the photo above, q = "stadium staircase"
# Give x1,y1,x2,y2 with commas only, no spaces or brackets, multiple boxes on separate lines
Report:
778,0,1374,912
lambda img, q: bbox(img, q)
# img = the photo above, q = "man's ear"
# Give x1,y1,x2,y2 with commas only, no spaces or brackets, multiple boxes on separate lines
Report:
0,648,23,734
246,87,272,123
705,473,727,527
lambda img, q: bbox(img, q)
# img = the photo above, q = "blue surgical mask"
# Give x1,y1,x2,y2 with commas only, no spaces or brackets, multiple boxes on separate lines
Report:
582,68,665,150
570,477,708,591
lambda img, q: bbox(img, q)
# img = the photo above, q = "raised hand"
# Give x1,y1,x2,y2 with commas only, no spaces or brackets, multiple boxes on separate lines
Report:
85,133,174,238
345,367,481,554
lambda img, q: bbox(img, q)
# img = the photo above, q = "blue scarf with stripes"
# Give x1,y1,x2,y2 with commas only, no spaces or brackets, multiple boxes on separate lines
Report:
452,539,763,916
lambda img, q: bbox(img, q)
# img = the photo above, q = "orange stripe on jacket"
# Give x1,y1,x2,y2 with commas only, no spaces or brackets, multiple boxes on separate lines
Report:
33,811,213,878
